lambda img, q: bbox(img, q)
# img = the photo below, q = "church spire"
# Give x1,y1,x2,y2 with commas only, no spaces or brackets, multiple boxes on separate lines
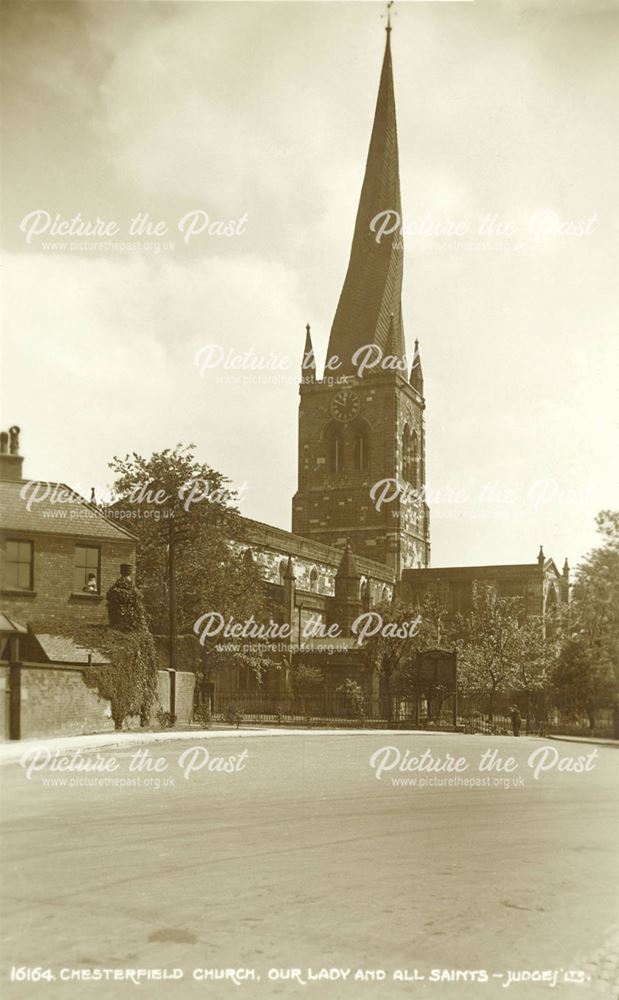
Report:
302,323,316,382
410,339,423,394
325,28,405,376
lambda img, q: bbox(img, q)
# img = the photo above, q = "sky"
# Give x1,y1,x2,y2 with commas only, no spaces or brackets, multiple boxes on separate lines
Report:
2,0,618,571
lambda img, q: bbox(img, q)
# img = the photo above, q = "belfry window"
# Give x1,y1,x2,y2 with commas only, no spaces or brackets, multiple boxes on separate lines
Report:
353,426,369,472
327,425,344,473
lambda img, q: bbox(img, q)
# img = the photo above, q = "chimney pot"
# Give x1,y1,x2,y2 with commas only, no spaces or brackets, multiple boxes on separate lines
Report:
0,428,24,481
9,426,20,455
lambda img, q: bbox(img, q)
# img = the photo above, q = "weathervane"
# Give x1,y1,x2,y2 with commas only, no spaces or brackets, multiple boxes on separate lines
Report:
383,0,396,34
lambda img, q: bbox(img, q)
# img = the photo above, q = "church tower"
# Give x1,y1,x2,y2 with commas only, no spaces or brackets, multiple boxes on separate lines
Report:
292,26,430,578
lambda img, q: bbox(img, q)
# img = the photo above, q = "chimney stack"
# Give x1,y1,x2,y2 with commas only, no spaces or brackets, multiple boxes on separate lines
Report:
0,427,24,481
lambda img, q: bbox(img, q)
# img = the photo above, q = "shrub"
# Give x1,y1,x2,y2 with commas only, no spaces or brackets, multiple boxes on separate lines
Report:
156,709,177,729
194,703,212,729
224,704,243,728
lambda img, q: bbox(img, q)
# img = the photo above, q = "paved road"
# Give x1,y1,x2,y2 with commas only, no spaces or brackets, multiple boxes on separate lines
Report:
1,732,617,1000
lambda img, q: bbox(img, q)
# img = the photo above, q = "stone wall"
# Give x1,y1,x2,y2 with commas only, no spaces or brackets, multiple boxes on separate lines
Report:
155,669,196,725
291,372,430,574
0,664,9,740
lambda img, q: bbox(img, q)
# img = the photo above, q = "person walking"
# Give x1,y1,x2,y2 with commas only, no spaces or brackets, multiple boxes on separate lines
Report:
510,705,522,737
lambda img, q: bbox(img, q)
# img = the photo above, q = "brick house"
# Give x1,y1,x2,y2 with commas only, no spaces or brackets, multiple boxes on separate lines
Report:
0,426,136,635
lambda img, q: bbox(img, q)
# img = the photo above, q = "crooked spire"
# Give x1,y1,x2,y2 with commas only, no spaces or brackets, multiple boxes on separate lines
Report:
325,30,405,377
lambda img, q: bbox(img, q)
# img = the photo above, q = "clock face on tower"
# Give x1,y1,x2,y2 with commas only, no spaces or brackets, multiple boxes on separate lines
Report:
330,389,361,422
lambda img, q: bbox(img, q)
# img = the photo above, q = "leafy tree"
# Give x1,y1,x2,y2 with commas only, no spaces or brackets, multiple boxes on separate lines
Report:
511,615,556,731
336,678,367,722
552,638,614,730
362,598,441,722
456,583,522,723
290,662,324,696
553,511,619,728
107,445,280,691
48,575,158,730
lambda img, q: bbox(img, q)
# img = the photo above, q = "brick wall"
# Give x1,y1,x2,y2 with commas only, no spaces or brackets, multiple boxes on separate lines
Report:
19,664,114,739
0,534,135,629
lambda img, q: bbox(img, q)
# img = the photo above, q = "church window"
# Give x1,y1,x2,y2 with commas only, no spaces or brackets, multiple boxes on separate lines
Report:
353,426,369,472
412,430,419,489
402,426,413,483
327,424,344,473
309,567,319,592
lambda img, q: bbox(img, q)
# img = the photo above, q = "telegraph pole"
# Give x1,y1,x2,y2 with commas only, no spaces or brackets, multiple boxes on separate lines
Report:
168,516,177,673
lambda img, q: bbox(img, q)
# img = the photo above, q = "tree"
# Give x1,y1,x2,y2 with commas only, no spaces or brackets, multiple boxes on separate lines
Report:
49,574,158,730
553,511,619,729
456,583,521,723
336,678,367,722
290,662,324,696
362,597,442,723
107,445,280,691
511,615,556,732
552,638,615,730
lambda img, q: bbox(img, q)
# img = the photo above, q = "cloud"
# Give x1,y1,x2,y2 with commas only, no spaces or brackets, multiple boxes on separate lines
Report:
2,0,618,569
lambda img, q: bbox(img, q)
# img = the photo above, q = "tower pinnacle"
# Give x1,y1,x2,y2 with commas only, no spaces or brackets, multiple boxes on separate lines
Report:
410,339,424,394
302,323,316,382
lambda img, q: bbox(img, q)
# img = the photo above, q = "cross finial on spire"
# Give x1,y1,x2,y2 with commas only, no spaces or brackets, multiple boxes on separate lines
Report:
384,0,395,34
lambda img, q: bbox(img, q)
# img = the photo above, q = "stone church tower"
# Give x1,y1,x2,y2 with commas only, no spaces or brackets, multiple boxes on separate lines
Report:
292,28,430,578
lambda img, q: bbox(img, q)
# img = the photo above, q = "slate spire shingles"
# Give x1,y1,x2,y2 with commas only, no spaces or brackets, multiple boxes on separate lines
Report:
325,31,405,376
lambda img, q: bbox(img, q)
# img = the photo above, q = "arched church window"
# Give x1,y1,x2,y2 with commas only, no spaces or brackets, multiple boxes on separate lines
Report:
309,567,319,592
360,579,370,609
326,424,344,473
278,559,287,582
353,425,369,472
402,426,413,483
243,548,254,567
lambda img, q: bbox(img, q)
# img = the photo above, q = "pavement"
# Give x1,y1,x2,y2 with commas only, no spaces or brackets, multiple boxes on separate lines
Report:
1,731,617,1000
0,727,432,764
2,726,615,766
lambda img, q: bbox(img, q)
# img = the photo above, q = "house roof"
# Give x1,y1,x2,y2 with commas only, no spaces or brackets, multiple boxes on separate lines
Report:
0,613,28,634
0,479,137,542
